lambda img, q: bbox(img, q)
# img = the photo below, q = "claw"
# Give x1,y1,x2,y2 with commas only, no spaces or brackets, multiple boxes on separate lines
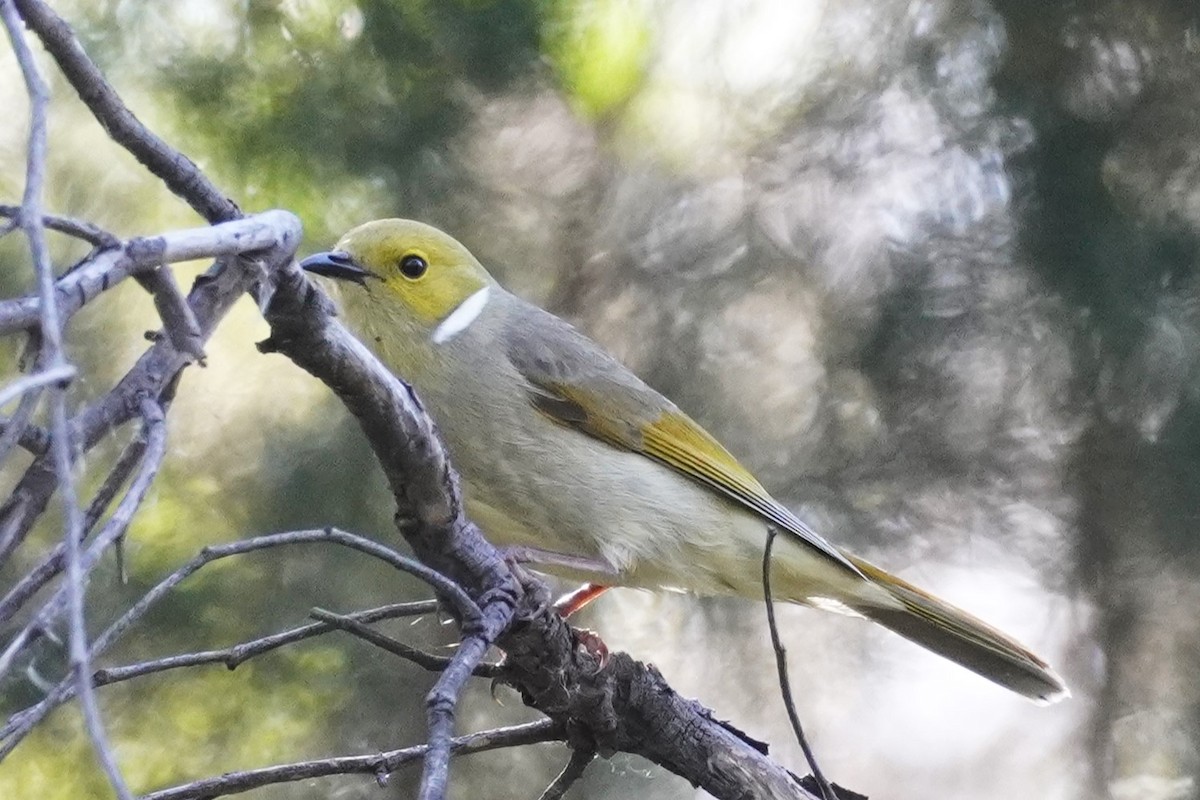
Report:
573,628,609,671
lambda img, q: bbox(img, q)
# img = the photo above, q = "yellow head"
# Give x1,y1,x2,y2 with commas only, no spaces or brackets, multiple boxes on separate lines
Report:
300,218,496,332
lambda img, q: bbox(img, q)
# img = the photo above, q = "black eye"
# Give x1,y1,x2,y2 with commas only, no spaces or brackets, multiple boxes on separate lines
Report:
399,254,428,279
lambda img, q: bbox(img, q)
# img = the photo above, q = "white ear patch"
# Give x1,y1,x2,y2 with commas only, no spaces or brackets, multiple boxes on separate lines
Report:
431,287,490,344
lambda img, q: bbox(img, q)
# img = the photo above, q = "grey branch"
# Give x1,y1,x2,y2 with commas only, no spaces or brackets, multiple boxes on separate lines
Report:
0,385,47,467
139,720,561,800
0,530,468,760
0,210,301,571
537,746,596,800
0,212,302,337
0,0,130,796
0,411,152,626
309,607,505,678
0,413,49,455
92,601,441,687
137,265,206,361
764,528,837,800
0,363,75,408
0,203,119,248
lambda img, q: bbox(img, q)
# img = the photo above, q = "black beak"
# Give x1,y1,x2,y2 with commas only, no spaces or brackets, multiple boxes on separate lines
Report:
299,250,374,286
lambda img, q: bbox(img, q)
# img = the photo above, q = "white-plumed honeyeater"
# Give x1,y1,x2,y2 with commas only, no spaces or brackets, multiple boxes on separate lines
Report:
300,219,1068,704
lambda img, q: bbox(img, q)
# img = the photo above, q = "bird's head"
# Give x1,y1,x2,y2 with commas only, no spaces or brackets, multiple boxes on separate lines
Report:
300,218,496,340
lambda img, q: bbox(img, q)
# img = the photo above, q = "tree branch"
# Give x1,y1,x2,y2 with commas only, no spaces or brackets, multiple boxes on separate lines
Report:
139,720,561,800
0,412,48,455
0,210,301,570
0,2,129,796
0,530,468,760
765,527,836,800
537,745,595,800
0,384,48,466
0,212,299,337
308,607,505,679
0,203,119,248
91,601,441,687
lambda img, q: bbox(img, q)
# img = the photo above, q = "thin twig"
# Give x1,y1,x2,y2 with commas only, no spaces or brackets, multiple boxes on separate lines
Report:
0,410,49,456
138,719,560,800
0,363,75,408
763,528,836,800
1,601,441,754
0,398,167,686
309,608,505,679
0,507,476,690
92,601,441,687
0,203,119,248
0,530,467,759
0,416,151,626
0,212,301,570
0,3,132,798
137,265,205,361
418,583,518,800
537,746,596,800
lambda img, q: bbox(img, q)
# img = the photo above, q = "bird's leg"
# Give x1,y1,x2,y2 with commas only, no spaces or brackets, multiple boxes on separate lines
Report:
497,546,615,669
498,546,614,616
553,583,611,617
554,583,613,669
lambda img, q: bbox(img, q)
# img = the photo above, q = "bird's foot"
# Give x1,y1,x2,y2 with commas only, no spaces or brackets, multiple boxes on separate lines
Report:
572,627,609,671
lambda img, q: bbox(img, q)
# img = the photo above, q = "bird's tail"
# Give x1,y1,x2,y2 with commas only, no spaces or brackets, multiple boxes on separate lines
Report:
844,554,1069,704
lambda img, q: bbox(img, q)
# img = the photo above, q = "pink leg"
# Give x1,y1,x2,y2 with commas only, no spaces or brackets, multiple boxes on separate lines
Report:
553,583,611,617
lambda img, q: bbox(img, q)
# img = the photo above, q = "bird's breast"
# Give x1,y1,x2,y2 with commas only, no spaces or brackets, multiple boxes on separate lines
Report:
408,350,766,592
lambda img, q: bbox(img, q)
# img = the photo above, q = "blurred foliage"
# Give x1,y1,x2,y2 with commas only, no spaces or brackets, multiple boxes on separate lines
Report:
3,0,1200,798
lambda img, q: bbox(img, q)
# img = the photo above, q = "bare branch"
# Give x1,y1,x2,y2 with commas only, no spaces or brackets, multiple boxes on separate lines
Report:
309,607,504,679
0,411,48,455
92,601,441,687
0,413,150,626
0,398,166,683
537,746,595,800
0,2,131,796
138,720,560,800
0,210,301,570
138,265,205,361
11,0,239,223
0,212,302,337
0,362,75,407
0,520,472,693
0,530,468,761
0,203,119,248
0,385,47,466
764,528,835,800
1,601,441,756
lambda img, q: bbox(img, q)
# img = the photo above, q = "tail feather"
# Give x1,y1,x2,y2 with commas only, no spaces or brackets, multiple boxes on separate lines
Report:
846,555,1069,704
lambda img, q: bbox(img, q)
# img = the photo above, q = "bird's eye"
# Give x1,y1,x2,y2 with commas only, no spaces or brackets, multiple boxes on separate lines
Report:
399,254,428,279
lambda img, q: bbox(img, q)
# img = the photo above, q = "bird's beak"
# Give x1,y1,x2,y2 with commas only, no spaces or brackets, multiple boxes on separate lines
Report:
299,250,375,286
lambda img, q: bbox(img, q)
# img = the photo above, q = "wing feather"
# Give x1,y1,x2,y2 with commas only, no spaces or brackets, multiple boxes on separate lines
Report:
502,301,856,574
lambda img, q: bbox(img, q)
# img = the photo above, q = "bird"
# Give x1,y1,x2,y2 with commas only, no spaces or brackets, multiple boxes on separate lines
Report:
299,218,1068,704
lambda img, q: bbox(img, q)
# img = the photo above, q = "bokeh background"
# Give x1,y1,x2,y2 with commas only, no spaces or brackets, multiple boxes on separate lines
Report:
3,0,1200,798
